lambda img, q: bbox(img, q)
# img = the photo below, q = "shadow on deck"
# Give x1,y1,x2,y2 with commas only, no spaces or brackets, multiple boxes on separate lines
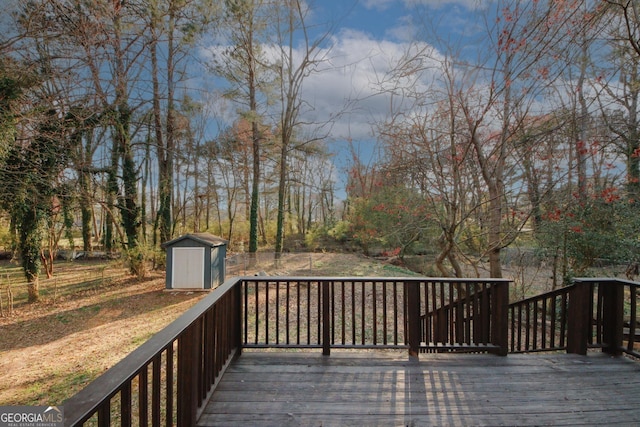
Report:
198,351,640,426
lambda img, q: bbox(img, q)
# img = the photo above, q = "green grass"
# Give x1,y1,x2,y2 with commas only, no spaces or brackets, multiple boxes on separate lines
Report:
381,264,422,277
22,369,99,406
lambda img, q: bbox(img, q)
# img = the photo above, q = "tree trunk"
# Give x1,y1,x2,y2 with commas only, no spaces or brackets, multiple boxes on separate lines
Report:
487,184,503,278
249,127,260,256
248,82,261,266
118,103,139,250
19,206,43,303
274,137,288,264
26,280,39,304
78,162,93,252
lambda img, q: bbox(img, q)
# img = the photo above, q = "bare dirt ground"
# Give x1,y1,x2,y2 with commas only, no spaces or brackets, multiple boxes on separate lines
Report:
0,253,410,406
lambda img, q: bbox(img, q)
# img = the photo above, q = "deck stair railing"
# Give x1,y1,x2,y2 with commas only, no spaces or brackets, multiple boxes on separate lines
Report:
62,276,637,426
509,278,639,358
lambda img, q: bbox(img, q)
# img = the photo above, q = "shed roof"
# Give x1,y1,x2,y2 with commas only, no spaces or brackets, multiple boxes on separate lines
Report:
161,233,228,248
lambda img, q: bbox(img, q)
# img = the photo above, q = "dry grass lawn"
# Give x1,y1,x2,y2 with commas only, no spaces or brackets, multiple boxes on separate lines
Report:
0,253,417,407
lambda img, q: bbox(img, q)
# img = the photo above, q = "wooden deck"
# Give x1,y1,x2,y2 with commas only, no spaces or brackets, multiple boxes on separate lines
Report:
198,351,640,426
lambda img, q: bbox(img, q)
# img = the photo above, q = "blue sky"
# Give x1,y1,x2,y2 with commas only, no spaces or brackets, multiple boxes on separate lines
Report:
202,0,490,141
291,1,487,166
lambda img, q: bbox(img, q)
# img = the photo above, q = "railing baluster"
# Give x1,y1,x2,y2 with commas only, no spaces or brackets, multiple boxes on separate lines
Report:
296,281,301,345
165,342,174,427
595,284,603,346
509,306,515,352
541,298,547,349
351,281,356,345
322,280,330,355
560,292,567,348
243,280,248,345
532,300,538,351
97,402,110,427
265,281,269,344
382,281,388,345
361,281,366,345
275,280,280,345
629,287,637,353
549,295,556,349
473,284,480,346
329,282,336,344
121,382,132,427
307,281,312,345
517,305,523,351
317,281,322,346
372,281,378,345
449,282,455,344
393,281,399,345
254,281,259,345
286,282,290,345
152,355,160,427
341,281,346,345
468,283,474,345
481,284,489,344
139,367,148,427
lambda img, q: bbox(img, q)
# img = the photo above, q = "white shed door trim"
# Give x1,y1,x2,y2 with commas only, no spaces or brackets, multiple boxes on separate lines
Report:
172,247,205,288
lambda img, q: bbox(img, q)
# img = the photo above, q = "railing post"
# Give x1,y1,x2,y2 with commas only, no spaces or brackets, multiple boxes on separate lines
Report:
407,281,421,359
235,281,243,357
322,280,331,356
490,280,509,356
567,281,591,355
601,280,624,356
177,323,199,427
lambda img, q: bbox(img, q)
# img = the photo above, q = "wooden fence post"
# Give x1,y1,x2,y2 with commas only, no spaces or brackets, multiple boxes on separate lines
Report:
490,281,509,356
407,281,421,359
567,281,591,355
601,280,623,356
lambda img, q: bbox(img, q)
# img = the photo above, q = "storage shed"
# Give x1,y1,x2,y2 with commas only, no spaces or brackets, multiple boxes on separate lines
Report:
162,233,227,290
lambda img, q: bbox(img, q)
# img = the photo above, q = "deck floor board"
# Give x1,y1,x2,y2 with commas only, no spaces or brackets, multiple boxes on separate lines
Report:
198,351,640,426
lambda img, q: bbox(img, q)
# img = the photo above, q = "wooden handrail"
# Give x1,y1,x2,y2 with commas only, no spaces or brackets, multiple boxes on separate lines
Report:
63,277,243,426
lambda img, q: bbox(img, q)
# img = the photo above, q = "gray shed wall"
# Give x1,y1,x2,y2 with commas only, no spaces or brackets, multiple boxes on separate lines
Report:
165,237,226,289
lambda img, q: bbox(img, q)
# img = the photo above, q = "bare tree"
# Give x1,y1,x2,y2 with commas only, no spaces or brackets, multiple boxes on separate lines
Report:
270,0,332,262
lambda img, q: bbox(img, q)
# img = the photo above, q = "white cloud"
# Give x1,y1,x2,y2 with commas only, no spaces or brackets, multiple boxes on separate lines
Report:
361,0,395,11
198,27,446,143
404,0,487,10
298,29,445,141
363,0,487,11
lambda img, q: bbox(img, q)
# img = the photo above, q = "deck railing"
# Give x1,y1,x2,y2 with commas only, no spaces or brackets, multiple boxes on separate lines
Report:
63,279,241,427
64,276,639,426
63,276,509,426
509,278,640,358
241,277,510,356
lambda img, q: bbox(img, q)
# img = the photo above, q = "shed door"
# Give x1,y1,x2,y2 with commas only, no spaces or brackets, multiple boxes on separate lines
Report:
172,247,205,288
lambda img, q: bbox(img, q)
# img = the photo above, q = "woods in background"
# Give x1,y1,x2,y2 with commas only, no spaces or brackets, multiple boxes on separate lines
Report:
1,1,639,301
